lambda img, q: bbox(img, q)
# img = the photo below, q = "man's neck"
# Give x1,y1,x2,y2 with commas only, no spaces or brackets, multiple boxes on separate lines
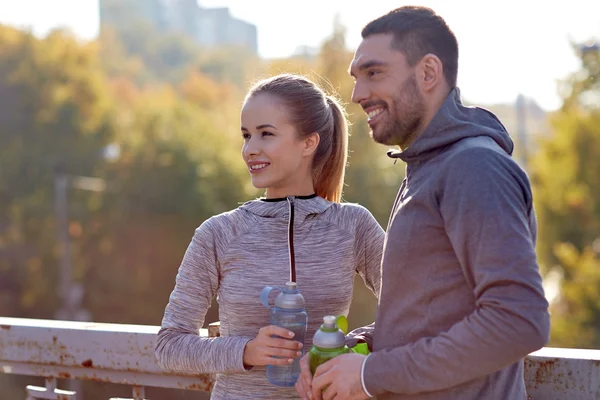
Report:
400,88,451,151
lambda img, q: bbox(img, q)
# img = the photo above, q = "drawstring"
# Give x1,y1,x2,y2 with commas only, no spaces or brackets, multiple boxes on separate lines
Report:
287,197,296,283
387,149,402,165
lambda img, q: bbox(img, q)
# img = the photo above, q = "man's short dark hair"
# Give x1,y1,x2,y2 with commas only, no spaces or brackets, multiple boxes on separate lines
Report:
362,6,459,88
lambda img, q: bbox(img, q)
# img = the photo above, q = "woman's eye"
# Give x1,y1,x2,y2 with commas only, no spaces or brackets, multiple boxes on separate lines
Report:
262,131,273,137
242,133,250,139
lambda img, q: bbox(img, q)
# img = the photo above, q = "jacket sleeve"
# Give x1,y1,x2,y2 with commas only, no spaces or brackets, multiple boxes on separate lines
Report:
155,218,253,374
363,147,550,396
346,207,384,349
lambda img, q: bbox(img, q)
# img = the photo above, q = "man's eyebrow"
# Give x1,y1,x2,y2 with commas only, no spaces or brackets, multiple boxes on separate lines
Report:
349,59,388,77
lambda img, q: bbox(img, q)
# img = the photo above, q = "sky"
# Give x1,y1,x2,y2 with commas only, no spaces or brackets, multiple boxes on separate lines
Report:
0,0,598,111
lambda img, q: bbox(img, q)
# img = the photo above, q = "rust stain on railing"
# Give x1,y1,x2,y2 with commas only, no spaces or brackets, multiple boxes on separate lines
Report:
532,359,557,388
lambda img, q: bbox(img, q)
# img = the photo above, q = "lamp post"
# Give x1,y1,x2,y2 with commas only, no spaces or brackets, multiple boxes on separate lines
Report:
54,174,108,322
515,93,528,171
54,144,119,322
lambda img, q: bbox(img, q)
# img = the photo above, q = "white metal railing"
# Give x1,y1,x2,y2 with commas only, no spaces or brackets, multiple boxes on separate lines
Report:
1,317,599,399
525,347,600,399
0,317,219,399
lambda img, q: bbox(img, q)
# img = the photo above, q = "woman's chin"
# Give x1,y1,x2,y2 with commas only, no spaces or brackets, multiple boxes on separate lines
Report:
250,178,270,190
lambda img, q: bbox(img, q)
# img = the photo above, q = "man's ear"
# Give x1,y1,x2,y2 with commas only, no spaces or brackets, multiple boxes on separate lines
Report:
419,53,444,93
303,133,320,157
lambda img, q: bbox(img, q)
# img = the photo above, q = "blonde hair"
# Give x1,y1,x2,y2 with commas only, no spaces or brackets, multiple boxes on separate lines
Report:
245,74,349,202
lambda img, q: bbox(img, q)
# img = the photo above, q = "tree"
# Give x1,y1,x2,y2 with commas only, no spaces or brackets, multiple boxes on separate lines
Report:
79,74,253,326
0,25,115,318
531,41,600,348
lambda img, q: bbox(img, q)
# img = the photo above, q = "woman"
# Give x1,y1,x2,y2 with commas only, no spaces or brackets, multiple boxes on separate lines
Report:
155,74,384,399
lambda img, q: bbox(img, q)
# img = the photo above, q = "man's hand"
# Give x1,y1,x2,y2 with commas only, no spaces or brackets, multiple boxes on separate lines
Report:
312,353,370,400
295,353,313,399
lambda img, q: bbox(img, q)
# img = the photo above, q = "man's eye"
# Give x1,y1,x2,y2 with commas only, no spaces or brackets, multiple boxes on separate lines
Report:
368,70,381,77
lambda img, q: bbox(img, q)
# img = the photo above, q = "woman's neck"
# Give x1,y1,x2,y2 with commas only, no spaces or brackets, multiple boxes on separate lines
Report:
264,190,316,200
265,184,315,199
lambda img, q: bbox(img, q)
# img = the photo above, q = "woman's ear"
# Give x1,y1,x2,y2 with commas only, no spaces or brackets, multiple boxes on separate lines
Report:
303,133,320,157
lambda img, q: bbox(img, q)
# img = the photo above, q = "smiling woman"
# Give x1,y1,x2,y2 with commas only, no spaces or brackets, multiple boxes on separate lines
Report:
242,74,354,202
155,73,385,400
240,75,346,202
240,93,318,200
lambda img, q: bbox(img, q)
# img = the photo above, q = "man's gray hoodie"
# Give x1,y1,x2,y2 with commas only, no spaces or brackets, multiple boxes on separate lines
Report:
355,88,550,399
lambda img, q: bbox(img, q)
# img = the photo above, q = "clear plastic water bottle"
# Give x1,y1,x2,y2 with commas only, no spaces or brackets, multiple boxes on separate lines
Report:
260,281,308,386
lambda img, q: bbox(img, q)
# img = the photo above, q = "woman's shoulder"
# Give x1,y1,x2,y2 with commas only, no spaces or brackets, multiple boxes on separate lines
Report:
328,201,375,219
194,206,255,237
321,201,378,230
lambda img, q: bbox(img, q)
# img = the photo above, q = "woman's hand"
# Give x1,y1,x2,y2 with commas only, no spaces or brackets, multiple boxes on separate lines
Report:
243,325,304,367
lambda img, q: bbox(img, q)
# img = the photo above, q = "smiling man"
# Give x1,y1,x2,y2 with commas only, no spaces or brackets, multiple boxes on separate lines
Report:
295,6,550,400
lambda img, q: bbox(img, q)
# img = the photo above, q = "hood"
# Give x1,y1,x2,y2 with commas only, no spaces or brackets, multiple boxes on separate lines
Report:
239,194,332,224
239,194,333,284
388,88,514,163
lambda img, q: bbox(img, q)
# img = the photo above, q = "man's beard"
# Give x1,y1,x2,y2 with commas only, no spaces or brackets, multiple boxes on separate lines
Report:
371,76,426,148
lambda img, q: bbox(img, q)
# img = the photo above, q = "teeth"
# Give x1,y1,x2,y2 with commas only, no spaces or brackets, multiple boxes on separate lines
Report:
368,108,384,119
250,163,269,170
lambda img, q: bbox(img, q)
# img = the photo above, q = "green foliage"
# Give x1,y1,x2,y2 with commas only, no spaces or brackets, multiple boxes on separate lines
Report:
0,25,113,318
548,243,600,348
531,42,600,348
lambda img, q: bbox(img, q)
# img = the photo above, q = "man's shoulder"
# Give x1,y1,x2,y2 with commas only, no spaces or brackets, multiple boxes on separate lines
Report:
445,135,508,159
439,136,522,178
435,136,533,204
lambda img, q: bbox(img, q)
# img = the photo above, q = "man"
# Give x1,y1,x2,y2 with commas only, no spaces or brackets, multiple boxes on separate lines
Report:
295,6,550,400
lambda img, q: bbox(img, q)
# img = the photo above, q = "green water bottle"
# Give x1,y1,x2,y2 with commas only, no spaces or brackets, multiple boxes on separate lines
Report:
309,315,350,375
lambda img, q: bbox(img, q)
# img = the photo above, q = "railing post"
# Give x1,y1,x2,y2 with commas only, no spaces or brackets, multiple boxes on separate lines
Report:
26,377,77,399
109,384,146,400
208,321,220,337
132,385,145,400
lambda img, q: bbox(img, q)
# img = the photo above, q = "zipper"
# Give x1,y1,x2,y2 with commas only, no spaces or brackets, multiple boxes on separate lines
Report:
287,196,296,283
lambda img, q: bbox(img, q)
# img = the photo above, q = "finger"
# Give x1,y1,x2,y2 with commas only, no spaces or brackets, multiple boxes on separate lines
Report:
265,335,304,350
267,346,303,359
296,376,313,400
314,358,336,378
261,353,294,366
322,382,337,400
312,381,324,400
295,377,305,397
304,374,313,396
264,325,295,339
298,365,314,399
299,354,313,386
312,371,333,399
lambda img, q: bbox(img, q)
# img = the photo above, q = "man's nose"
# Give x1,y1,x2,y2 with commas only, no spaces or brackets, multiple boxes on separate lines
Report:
351,79,370,105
